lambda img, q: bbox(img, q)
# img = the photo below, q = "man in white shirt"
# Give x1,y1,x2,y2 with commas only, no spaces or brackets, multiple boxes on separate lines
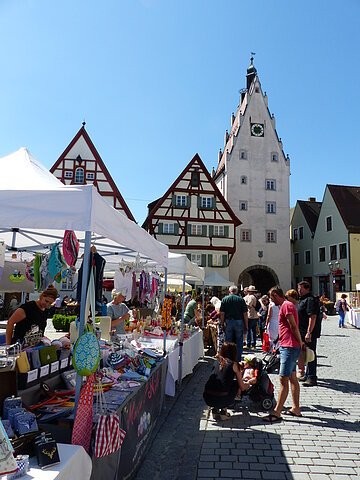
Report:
244,285,258,350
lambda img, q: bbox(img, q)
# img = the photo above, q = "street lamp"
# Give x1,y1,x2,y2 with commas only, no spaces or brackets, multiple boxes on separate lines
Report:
328,261,340,300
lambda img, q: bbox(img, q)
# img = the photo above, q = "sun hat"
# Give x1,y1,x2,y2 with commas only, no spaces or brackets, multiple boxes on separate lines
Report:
243,354,256,364
111,288,126,298
247,285,257,292
304,347,315,364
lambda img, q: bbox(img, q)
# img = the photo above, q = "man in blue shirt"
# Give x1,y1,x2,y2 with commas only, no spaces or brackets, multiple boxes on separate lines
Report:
220,286,248,361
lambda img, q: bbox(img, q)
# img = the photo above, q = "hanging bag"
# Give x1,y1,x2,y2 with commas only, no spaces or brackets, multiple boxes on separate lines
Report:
71,373,95,453
62,230,79,267
93,377,126,458
262,331,270,352
72,269,100,376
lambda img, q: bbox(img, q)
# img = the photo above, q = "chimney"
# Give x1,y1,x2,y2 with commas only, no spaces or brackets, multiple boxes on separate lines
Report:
308,197,316,202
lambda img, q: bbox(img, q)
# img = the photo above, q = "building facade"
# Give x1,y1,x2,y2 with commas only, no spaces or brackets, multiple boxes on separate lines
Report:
50,124,135,221
143,153,241,281
213,59,291,294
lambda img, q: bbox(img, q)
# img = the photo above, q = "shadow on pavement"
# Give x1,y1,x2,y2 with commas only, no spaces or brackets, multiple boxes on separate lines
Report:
317,377,360,394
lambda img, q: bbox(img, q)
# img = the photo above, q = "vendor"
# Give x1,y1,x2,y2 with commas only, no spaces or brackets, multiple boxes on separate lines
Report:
6,285,58,346
107,289,131,334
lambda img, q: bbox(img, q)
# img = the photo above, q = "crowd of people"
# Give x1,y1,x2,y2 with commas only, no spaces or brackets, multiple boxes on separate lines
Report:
201,280,330,422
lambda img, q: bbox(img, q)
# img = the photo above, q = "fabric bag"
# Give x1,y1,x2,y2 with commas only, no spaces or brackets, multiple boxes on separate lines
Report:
0,420,18,475
72,269,100,376
16,351,31,373
94,379,126,458
48,243,64,284
71,374,95,453
31,348,42,369
262,332,270,352
62,230,79,267
39,346,58,366
3,396,22,420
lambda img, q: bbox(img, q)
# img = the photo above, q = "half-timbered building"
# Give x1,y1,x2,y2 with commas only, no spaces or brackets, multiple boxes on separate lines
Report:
143,153,241,281
50,123,135,221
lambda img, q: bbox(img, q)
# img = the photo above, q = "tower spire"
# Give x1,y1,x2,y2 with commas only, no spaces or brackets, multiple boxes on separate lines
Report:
246,54,257,90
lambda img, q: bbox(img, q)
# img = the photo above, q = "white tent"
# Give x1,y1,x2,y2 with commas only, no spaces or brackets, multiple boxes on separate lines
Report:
204,270,232,287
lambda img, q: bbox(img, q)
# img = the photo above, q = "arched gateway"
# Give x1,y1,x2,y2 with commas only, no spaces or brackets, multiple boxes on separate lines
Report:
238,265,279,296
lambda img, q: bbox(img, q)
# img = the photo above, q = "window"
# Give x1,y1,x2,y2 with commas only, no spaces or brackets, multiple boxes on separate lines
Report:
86,172,95,180
191,254,202,266
239,201,248,211
239,150,247,160
212,254,223,267
319,247,325,262
271,152,278,162
241,229,251,242
191,224,203,236
64,171,73,178
191,171,200,187
240,176,247,185
293,228,298,240
339,243,347,259
326,216,332,231
200,197,213,209
294,252,299,266
265,179,276,191
266,202,276,214
305,250,311,264
175,195,187,207
163,223,175,234
266,230,277,243
213,225,225,237
74,167,84,184
299,227,304,239
330,245,337,261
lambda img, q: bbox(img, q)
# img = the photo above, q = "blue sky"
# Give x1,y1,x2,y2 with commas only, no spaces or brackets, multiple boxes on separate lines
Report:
0,0,359,224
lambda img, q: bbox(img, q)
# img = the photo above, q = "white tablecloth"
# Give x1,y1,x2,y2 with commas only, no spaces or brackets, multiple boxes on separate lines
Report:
2,444,92,480
346,309,360,328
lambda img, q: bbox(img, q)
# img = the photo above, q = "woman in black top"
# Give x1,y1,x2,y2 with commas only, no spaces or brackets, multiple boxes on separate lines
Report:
6,285,58,346
203,342,243,420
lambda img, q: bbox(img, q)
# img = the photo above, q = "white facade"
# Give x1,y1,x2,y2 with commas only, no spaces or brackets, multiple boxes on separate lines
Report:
214,61,291,293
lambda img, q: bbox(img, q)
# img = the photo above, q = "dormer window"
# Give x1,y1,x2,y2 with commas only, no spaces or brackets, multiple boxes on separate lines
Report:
74,167,84,184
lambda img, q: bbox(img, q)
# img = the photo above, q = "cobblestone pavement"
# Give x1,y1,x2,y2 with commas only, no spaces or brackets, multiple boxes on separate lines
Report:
135,316,360,480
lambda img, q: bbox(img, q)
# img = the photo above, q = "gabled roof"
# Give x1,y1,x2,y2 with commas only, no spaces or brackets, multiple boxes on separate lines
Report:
50,125,135,222
298,200,322,234
327,184,360,233
143,153,241,229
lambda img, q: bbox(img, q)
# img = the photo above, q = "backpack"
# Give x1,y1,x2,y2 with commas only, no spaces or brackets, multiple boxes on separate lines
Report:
335,299,342,313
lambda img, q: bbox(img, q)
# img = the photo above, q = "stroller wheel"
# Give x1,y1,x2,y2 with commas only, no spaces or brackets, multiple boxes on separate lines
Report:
261,397,274,411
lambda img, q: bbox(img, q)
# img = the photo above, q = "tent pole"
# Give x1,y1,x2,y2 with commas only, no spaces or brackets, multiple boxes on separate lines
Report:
74,230,92,408
163,267,168,356
178,273,186,389
201,281,205,328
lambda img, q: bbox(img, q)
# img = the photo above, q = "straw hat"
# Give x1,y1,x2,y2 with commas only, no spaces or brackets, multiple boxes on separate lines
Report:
247,285,257,292
304,347,315,364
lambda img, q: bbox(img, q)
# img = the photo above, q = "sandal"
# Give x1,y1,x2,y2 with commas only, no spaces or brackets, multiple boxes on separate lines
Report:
262,413,282,423
283,409,302,417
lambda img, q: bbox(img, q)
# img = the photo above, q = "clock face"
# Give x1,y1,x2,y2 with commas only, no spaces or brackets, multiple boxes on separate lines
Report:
251,123,264,137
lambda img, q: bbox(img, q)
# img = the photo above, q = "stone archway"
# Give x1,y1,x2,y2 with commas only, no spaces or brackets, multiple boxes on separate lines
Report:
238,265,279,296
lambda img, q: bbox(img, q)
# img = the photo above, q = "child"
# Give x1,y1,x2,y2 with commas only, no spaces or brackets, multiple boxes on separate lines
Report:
203,342,244,420
237,354,257,395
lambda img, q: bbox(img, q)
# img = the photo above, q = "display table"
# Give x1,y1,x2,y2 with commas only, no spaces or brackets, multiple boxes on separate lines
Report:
0,444,92,480
346,308,360,328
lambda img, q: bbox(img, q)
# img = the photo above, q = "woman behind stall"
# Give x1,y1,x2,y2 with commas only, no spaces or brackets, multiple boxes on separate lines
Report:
6,285,58,346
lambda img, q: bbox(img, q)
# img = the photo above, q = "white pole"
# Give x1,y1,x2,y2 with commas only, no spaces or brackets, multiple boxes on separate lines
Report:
178,273,186,388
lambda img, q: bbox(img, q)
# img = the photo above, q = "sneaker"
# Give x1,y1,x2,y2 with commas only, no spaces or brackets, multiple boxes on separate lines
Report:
218,409,231,420
302,378,317,387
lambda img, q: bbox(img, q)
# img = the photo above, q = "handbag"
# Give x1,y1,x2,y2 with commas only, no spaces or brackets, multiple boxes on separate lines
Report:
39,346,58,366
3,396,22,420
31,348,42,369
262,332,270,352
94,378,126,457
8,408,25,429
16,351,30,373
0,420,18,475
72,269,100,376
34,432,60,469
13,412,38,435
71,374,95,453
62,230,79,267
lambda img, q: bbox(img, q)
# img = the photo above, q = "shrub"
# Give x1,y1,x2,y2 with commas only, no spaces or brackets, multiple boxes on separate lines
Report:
52,314,77,332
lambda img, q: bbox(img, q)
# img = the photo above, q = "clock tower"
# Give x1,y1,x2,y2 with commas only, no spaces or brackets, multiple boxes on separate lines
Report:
213,58,291,293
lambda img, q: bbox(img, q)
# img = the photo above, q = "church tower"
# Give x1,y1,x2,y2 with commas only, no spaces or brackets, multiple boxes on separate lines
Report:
213,58,291,293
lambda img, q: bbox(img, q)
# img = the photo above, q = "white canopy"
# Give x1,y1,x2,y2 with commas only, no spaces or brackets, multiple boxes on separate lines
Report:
167,253,204,281
0,148,168,268
204,270,232,287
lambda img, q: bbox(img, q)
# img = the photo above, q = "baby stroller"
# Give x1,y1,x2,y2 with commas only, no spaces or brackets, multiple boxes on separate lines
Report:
263,338,280,374
240,357,275,411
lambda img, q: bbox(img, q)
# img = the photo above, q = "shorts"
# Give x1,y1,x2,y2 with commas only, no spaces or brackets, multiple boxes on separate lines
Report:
279,346,301,377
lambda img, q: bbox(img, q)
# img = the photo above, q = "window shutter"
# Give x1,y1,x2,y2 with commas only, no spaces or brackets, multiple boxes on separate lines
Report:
207,254,213,267
187,224,192,235
197,196,201,208
222,255,228,267
211,197,216,209
209,225,214,237
202,225,207,236
171,195,176,206
158,223,163,234
224,226,229,237
186,196,191,208
201,254,206,267
174,224,179,235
